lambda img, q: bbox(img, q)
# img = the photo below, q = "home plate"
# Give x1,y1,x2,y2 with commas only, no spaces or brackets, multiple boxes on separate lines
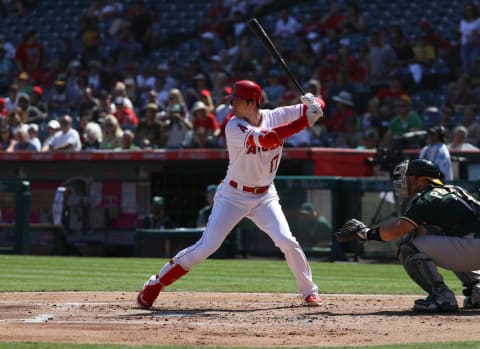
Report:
24,314,54,323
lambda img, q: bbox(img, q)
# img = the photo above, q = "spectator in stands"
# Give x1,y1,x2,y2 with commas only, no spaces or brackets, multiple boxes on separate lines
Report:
13,125,37,152
57,37,79,71
0,122,15,151
6,108,23,135
343,2,366,33
290,202,332,251
439,102,457,134
113,96,138,130
448,125,479,151
102,0,124,19
191,101,221,139
274,9,301,38
16,71,32,96
112,81,134,109
155,62,177,93
14,30,44,84
420,125,453,181
462,104,480,146
333,115,363,148
41,120,60,152
143,195,176,229
303,7,323,36
284,126,312,148
185,126,219,149
390,26,416,80
79,15,101,68
136,103,164,148
0,35,15,61
320,1,346,34
100,114,123,150
126,0,154,55
85,0,103,19
412,32,436,68
214,86,233,126
326,68,357,103
0,45,13,95
30,86,47,121
90,90,115,123
357,128,379,150
46,115,82,152
5,84,19,113
210,72,229,107
16,93,31,123
315,54,340,96
78,87,99,120
165,88,190,121
445,73,477,109
201,0,228,35
27,123,41,151
0,97,7,118
199,89,215,114
86,60,102,92
82,121,102,150
263,69,287,107
368,74,408,117
459,3,480,74
323,90,357,134
47,76,72,115
196,184,218,228
367,31,397,92
163,103,192,149
116,129,140,150
381,95,423,146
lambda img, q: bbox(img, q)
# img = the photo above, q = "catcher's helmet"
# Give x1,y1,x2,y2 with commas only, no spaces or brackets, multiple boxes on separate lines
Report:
406,158,444,179
229,80,262,105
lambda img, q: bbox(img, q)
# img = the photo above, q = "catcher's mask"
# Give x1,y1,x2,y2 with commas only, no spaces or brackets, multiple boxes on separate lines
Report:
392,160,409,199
392,159,444,199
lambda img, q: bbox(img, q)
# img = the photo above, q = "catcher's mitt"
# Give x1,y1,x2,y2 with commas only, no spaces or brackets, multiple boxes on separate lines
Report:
336,218,369,243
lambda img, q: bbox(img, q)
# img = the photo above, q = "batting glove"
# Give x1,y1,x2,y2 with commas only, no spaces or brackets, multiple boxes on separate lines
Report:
300,93,325,127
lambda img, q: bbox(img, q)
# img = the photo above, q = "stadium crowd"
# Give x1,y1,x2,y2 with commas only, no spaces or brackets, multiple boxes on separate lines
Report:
1,0,480,153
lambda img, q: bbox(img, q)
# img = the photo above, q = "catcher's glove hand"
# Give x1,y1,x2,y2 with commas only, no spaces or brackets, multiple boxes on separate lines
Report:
336,218,369,243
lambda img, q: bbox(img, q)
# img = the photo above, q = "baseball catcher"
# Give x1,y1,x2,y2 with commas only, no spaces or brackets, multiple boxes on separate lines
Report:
337,158,480,313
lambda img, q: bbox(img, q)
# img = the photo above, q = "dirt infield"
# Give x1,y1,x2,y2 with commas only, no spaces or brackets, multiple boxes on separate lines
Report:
0,291,479,347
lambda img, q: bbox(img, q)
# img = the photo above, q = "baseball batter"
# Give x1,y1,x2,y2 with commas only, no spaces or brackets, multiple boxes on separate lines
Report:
337,158,480,313
136,80,325,308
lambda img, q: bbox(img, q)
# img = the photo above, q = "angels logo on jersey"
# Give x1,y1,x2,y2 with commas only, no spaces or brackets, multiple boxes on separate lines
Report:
237,123,281,154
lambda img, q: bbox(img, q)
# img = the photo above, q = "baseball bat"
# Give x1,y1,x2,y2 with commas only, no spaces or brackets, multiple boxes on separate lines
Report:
247,18,306,95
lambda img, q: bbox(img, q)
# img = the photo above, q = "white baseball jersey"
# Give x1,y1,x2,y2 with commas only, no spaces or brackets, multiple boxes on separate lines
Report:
225,104,304,187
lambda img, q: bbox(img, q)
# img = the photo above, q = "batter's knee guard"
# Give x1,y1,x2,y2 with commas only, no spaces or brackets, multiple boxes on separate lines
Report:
396,241,445,294
136,259,188,309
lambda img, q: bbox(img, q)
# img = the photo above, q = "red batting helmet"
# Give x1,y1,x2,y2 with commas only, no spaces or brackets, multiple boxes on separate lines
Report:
229,80,262,105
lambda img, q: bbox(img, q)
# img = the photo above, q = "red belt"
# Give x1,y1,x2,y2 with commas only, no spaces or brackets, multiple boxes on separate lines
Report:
229,180,269,195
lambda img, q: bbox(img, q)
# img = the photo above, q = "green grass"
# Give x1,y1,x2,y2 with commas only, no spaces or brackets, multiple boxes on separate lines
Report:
0,255,477,349
0,255,464,295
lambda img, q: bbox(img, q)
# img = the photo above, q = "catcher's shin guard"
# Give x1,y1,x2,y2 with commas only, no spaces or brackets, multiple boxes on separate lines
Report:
136,259,188,309
397,241,445,294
